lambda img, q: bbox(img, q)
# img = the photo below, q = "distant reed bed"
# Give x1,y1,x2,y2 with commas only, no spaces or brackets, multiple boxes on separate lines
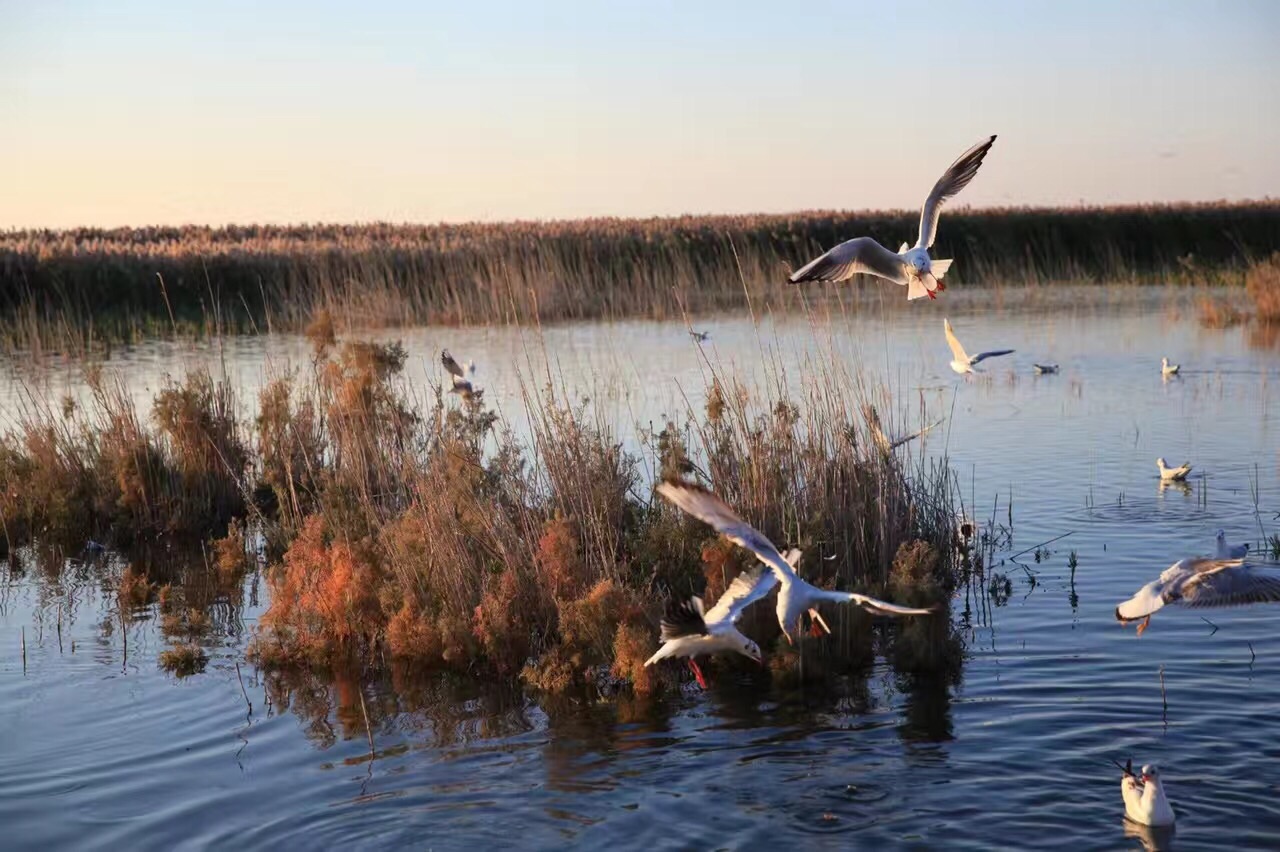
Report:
1,324,963,691
3,201,1277,348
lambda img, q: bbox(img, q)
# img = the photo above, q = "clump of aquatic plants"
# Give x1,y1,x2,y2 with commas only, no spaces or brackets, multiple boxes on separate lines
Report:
1246,252,1280,323
3,331,963,693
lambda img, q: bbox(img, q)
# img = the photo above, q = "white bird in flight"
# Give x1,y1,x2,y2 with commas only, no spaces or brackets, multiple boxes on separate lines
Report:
1215,529,1249,560
643,549,801,688
441,349,478,398
1115,555,1280,635
1118,759,1176,828
788,136,997,301
1161,357,1180,377
1156,458,1192,482
944,319,1014,375
656,481,935,645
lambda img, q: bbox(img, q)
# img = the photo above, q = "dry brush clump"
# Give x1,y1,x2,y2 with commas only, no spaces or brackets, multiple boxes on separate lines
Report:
1246,253,1280,323
3,201,1278,348
4,331,963,694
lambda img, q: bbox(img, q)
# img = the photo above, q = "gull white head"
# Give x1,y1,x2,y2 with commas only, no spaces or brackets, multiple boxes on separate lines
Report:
735,635,763,663
1141,764,1159,784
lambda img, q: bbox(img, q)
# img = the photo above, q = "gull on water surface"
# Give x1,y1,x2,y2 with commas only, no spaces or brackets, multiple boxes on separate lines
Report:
944,319,1014,375
643,550,801,687
1215,529,1249,559
1118,759,1176,828
1115,555,1280,635
1033,363,1059,375
1156,458,1191,481
788,136,997,301
441,349,478,398
656,482,934,645
1161,357,1180,377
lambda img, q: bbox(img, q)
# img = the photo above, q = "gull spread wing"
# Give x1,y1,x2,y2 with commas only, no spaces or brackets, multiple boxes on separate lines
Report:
703,564,779,626
847,592,937,617
657,481,798,582
789,237,906,285
441,349,466,379
1175,559,1280,608
917,135,997,249
970,349,1015,365
943,319,970,364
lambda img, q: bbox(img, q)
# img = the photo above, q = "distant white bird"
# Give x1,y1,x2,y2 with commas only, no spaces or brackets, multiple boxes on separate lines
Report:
1215,529,1249,560
1115,555,1280,635
1033,363,1059,375
1119,760,1176,828
644,550,801,687
656,481,935,645
1156,458,1192,482
788,136,997,301
1161,357,1180,377
441,349,477,398
944,319,1014,375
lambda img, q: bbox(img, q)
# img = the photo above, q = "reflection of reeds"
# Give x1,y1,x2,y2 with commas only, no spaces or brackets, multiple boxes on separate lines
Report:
2,201,1277,347
5,332,961,692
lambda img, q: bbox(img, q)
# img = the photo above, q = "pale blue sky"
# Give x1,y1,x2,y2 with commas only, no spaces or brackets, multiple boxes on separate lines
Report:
2,0,1278,227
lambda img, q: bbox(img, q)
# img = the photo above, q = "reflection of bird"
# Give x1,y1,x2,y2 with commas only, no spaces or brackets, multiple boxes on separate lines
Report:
441,349,477,398
1033,363,1059,375
944,319,1014,375
789,136,997,301
656,481,934,645
1161,357,1180,377
1119,759,1176,828
1215,529,1249,559
643,550,801,688
1156,458,1191,481
1115,556,1280,635
688,329,710,342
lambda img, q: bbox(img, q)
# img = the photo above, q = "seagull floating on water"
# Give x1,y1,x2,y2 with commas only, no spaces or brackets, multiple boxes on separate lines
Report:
656,481,935,645
643,549,801,687
441,349,478,398
788,136,997,301
689,329,710,342
1156,458,1192,482
1115,555,1280,635
944,319,1014,375
1118,759,1176,828
1033,363,1059,375
1161,357,1180,377
1215,529,1249,560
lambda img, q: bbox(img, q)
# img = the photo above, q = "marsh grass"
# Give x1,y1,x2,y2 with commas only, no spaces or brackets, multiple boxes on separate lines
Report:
1246,253,1280,323
3,201,1276,350
4,315,962,693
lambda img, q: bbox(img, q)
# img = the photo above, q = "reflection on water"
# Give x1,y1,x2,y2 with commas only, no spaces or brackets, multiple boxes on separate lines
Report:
3,288,1280,849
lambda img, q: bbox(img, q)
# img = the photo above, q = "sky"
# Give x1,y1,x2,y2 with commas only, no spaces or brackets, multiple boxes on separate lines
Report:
2,0,1279,228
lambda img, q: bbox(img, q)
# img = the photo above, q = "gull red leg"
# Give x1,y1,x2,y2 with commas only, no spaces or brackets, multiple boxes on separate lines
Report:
688,658,708,689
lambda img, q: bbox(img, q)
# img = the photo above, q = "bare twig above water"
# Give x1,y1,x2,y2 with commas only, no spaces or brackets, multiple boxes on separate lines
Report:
1009,531,1074,563
1200,616,1220,635
235,661,253,716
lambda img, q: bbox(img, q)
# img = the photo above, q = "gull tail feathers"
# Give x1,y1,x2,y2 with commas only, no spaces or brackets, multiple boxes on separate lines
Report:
931,259,953,279
907,277,931,300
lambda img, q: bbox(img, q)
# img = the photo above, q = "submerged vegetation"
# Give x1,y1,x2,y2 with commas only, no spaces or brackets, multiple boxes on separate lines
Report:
0,326,962,693
3,201,1278,348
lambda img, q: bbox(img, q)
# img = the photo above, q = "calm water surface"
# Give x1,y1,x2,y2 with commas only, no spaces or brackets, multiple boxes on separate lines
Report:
3,288,1280,850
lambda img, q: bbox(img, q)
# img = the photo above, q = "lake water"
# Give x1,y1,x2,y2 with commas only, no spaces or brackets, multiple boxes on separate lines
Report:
3,286,1280,850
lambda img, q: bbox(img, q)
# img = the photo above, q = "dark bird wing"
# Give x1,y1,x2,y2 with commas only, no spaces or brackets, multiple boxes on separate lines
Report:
970,349,1015,365
441,349,466,378
660,597,709,641
917,135,997,249
1176,559,1280,608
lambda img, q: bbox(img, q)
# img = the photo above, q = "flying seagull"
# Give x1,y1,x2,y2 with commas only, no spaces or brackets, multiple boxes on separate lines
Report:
1215,529,1249,560
441,349,477,398
644,549,801,688
788,136,997,301
1156,458,1192,482
1117,759,1176,828
944,319,1014,375
1115,555,1280,635
656,481,935,645
1161,357,1180,377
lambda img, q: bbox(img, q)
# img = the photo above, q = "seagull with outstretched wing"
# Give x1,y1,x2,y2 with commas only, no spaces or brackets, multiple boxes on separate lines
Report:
944,319,1014,375
1116,555,1280,635
657,481,935,645
789,136,997,301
